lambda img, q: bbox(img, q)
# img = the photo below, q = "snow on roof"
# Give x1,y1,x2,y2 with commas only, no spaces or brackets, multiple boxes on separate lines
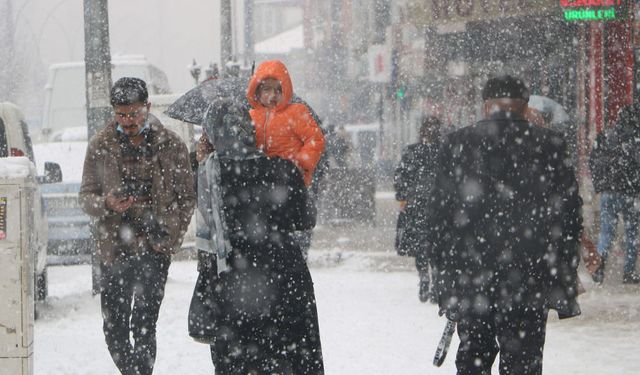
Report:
254,24,304,55
0,157,35,179
0,102,25,124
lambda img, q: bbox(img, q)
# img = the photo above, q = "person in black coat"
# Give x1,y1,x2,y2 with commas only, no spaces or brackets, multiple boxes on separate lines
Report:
424,76,582,375
588,103,640,284
210,157,324,375
394,116,441,303
188,98,324,374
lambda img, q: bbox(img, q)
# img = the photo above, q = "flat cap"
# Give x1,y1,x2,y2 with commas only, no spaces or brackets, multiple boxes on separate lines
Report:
482,75,529,102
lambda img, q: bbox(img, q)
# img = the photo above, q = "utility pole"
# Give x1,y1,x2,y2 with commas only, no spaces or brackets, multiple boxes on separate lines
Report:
83,0,111,296
0,0,17,101
327,0,345,125
83,0,112,140
221,0,233,70
244,0,254,66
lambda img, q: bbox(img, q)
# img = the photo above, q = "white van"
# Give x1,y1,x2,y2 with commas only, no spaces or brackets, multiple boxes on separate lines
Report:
40,55,171,142
0,102,62,302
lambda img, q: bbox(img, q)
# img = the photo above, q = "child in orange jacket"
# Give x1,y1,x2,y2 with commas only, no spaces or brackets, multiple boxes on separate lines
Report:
246,60,325,186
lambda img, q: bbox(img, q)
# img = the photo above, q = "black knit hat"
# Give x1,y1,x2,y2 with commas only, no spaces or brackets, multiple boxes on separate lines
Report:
481,75,529,102
110,77,149,106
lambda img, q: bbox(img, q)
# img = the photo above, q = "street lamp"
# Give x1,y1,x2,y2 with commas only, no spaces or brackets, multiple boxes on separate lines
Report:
224,59,240,78
205,62,219,80
188,58,201,85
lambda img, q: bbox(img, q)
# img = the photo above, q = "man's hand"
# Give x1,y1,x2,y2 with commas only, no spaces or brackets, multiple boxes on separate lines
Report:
398,200,407,212
151,242,169,254
105,190,134,213
196,134,214,163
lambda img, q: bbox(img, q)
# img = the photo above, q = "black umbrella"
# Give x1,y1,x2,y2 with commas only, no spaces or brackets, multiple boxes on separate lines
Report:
165,77,260,159
165,76,322,160
165,76,249,125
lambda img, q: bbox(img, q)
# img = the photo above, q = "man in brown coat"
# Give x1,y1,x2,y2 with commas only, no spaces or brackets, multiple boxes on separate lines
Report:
80,77,195,375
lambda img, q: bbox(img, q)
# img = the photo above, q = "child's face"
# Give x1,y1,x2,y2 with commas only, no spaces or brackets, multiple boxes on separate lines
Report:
257,78,283,109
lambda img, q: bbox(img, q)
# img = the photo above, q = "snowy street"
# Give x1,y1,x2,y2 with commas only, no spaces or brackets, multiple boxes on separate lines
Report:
36,252,640,375
6,1,640,374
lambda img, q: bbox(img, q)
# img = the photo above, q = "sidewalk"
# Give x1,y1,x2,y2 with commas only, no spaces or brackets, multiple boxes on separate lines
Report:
308,190,414,271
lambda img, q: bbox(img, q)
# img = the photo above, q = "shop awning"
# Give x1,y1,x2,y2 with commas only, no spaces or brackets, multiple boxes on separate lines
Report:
406,0,557,28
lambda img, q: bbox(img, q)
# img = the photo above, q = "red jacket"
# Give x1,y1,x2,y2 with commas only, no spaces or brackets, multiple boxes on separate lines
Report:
247,60,325,186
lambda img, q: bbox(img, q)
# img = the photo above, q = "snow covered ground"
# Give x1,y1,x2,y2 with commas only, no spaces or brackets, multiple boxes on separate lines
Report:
35,252,640,375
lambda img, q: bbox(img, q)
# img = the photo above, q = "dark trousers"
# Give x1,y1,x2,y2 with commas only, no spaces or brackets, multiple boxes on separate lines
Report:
455,306,548,375
415,250,432,280
100,251,171,375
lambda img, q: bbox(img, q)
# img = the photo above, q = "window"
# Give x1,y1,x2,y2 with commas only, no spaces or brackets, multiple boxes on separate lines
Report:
0,117,7,158
19,120,35,162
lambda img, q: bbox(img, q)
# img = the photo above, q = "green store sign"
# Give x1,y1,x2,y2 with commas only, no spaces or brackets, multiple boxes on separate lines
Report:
405,1,629,26
560,0,628,21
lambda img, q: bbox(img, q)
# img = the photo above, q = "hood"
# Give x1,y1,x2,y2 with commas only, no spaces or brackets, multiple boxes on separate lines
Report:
246,60,293,112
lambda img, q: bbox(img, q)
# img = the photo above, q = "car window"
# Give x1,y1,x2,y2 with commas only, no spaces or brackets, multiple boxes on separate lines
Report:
19,120,35,162
0,117,7,158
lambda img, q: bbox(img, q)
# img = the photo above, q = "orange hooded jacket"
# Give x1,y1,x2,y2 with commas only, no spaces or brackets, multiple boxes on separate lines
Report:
247,60,325,186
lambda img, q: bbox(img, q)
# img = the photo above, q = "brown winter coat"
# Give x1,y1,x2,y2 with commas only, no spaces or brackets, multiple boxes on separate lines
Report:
79,115,196,264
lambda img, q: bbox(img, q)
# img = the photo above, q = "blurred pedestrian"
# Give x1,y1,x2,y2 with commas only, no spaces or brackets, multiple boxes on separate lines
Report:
79,77,196,375
394,115,441,303
589,102,640,284
326,124,351,169
425,75,582,374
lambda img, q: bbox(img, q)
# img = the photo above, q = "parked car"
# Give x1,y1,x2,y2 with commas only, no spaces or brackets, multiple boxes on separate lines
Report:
0,102,62,301
34,142,90,264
